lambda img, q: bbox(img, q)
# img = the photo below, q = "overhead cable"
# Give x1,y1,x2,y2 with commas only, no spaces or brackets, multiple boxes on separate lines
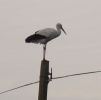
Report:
53,70,101,80
0,70,101,95
0,81,39,95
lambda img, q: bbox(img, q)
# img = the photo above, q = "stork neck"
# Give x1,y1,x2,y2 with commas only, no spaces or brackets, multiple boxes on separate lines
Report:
57,27,61,35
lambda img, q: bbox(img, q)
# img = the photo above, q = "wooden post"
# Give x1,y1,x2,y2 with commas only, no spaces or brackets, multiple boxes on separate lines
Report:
38,60,49,100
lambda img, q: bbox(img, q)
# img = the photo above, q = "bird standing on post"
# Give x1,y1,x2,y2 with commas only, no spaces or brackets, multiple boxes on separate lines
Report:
25,23,67,60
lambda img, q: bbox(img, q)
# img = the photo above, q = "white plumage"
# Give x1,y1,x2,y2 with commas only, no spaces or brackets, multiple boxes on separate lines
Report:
25,23,66,60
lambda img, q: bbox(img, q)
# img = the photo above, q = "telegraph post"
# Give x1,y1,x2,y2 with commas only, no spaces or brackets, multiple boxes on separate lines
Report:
38,59,52,100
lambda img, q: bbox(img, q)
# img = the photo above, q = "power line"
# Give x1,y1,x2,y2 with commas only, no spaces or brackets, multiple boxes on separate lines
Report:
0,81,39,95
53,70,101,80
0,70,101,95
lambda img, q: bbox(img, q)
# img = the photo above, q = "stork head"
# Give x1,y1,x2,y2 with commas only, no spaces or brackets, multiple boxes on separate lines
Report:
56,23,67,35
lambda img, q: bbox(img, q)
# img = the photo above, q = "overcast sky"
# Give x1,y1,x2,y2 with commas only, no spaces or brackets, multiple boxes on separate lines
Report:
0,0,101,100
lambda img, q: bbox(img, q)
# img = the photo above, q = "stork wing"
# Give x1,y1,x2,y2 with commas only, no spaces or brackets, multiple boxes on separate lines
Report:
35,28,57,37
25,34,46,43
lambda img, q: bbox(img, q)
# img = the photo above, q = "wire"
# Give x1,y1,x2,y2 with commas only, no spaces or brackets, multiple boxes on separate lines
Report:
52,70,101,80
0,70,101,95
0,81,39,95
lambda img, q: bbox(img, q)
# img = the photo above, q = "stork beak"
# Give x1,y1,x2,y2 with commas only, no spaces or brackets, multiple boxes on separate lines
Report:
61,27,67,35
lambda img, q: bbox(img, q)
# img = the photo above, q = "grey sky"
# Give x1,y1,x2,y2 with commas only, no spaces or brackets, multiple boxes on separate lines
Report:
0,0,101,100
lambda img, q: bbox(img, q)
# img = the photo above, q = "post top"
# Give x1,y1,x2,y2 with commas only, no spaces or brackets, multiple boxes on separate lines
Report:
41,59,49,62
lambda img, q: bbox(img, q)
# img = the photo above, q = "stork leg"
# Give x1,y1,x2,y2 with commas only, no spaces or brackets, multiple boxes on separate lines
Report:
43,44,46,60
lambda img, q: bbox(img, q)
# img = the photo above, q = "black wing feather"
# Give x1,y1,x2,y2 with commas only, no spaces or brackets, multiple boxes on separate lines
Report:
25,34,46,43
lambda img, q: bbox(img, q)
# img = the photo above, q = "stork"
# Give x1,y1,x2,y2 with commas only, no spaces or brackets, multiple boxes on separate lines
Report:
25,23,66,60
